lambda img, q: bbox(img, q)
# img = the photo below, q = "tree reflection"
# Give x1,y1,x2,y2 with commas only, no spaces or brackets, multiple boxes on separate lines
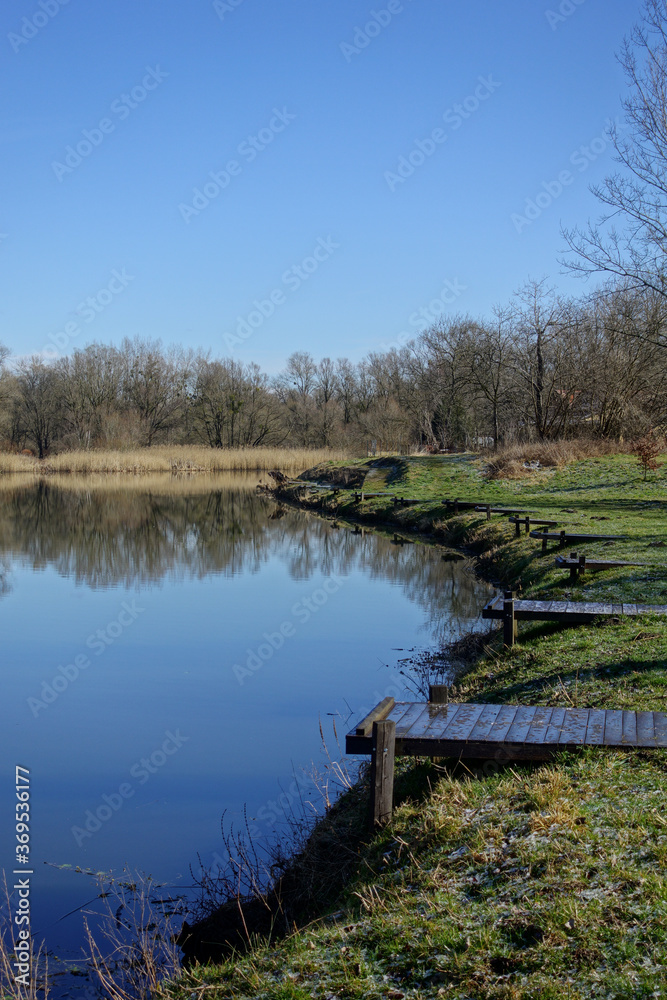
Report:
0,478,493,641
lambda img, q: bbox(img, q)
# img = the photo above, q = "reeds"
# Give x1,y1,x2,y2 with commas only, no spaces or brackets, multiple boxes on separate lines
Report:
0,446,348,477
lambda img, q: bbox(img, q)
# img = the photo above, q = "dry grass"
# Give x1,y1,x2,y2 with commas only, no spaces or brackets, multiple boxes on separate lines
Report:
0,447,348,477
83,872,183,1000
0,874,49,999
483,439,626,479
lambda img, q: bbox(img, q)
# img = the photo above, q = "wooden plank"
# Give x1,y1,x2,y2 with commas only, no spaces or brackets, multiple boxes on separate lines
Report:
585,602,613,615
636,711,657,747
622,711,638,744
653,713,667,747
603,709,624,745
398,737,556,762
438,703,487,741
484,704,520,741
393,703,430,737
505,705,539,743
404,703,462,740
558,708,590,746
515,599,541,613
468,703,504,740
355,697,396,736
544,707,567,743
584,708,606,745
524,706,554,744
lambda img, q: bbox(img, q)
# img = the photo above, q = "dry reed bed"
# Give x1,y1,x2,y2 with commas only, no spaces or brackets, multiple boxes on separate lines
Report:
483,439,628,479
0,447,348,477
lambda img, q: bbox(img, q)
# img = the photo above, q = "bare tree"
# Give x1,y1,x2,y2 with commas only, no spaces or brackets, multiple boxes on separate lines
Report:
121,338,192,446
55,344,121,448
274,352,318,445
13,357,61,457
460,309,515,449
562,0,667,313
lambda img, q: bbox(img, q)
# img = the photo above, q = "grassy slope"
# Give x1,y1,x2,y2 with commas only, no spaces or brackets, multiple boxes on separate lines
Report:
163,453,667,999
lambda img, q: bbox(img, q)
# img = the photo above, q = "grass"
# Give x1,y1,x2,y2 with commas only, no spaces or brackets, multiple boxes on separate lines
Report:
153,448,667,999
0,446,348,476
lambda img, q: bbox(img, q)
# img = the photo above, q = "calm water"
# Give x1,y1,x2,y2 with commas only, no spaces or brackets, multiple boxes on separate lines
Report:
1,475,494,994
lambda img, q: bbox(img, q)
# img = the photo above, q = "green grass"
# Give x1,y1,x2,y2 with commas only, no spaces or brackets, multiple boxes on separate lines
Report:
160,452,667,999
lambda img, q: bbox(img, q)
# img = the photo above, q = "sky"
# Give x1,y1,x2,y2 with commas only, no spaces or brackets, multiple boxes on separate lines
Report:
0,0,646,373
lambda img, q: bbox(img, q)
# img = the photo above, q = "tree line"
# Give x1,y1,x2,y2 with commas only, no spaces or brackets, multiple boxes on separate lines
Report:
4,0,667,457
1,278,665,457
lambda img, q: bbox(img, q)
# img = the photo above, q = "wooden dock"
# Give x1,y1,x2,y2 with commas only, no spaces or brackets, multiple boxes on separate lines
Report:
482,592,667,645
346,694,667,826
510,515,559,536
555,552,649,581
530,529,626,552
444,499,531,515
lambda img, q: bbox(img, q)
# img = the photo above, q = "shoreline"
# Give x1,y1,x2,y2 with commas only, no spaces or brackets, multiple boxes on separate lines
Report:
167,453,667,999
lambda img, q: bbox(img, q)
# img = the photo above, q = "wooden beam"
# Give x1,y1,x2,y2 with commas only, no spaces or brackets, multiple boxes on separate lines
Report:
355,697,395,737
503,590,516,647
370,720,396,829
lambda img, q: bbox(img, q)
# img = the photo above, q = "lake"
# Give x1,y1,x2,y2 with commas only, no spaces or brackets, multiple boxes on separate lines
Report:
1,474,494,996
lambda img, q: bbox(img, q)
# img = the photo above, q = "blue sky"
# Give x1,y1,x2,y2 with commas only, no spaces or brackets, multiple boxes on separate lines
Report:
0,0,645,372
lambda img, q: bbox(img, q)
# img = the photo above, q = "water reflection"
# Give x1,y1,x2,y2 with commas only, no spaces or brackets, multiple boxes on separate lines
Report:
0,477,485,643
1,473,494,999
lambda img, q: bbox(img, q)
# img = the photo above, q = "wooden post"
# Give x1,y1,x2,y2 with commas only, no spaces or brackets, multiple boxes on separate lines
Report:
503,590,516,647
429,684,449,704
369,720,395,829
569,551,578,582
